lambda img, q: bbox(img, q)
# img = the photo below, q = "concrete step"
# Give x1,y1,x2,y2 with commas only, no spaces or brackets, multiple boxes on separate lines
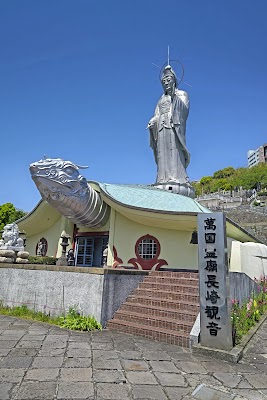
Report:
114,310,194,333
127,294,199,313
120,302,198,323
133,288,199,303
138,281,199,294
143,276,199,287
149,271,199,279
107,319,191,347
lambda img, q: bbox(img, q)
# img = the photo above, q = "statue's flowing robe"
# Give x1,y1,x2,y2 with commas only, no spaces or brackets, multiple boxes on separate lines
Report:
149,89,190,184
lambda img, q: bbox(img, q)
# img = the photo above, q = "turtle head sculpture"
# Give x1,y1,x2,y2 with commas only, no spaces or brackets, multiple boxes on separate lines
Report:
29,158,88,202
29,157,110,227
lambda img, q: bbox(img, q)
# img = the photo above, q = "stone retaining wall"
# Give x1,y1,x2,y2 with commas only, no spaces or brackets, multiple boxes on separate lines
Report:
230,272,261,305
0,264,261,330
0,264,147,327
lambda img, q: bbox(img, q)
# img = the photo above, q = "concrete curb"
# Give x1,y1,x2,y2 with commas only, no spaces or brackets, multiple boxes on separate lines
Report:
0,263,151,275
192,312,267,363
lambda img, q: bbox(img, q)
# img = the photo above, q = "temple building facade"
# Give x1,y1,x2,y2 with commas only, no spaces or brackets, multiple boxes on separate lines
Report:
17,180,258,271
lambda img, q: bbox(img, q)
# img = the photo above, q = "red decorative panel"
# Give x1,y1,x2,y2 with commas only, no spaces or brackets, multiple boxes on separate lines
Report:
128,234,168,271
112,246,123,268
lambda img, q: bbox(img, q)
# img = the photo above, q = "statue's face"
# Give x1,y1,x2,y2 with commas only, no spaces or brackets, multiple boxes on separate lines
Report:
161,74,175,93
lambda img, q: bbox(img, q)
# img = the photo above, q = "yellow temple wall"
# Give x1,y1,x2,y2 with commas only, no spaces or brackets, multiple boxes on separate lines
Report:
111,211,198,270
24,216,74,258
77,219,110,233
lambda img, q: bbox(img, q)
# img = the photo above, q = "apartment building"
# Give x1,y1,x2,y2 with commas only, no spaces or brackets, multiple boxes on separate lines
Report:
247,143,267,167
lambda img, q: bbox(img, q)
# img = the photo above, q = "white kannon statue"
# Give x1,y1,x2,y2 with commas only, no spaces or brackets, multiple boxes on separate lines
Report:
147,64,194,197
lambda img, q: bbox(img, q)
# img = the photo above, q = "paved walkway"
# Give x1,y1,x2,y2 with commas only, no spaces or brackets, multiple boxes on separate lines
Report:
0,315,267,399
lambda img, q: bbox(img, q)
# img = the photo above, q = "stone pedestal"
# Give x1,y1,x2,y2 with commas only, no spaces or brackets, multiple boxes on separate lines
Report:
0,249,16,263
0,248,29,263
56,256,68,266
16,251,29,264
153,182,195,198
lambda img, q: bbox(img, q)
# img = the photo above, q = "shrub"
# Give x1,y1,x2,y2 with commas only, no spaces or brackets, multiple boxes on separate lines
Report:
60,307,102,331
232,276,267,345
28,256,57,265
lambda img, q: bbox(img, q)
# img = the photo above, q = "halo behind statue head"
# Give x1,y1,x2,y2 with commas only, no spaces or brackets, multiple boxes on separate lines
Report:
160,60,184,87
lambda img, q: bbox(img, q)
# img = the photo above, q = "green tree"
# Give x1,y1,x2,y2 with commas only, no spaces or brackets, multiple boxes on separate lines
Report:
199,176,213,194
210,178,228,192
213,167,235,179
0,203,27,231
194,163,267,196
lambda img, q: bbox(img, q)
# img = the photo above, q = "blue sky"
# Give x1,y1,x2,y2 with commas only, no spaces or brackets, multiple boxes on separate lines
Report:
1,0,267,211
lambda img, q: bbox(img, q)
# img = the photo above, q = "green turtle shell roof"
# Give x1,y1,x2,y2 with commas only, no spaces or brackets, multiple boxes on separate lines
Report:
97,183,211,214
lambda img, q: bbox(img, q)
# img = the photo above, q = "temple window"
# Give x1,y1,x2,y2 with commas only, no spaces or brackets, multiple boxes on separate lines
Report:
137,236,159,260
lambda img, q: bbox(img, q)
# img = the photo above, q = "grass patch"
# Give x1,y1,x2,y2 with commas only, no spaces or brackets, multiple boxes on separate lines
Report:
0,302,102,331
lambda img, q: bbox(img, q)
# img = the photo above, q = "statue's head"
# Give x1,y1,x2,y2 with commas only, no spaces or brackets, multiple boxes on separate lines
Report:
161,65,177,94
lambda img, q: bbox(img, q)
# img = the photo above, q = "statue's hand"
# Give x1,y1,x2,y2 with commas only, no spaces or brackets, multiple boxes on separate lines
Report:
146,117,156,129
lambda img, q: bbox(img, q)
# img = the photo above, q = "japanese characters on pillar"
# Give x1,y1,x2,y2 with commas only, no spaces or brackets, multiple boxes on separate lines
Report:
198,212,233,351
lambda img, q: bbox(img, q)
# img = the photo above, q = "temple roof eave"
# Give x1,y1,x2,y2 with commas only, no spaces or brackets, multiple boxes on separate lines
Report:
17,182,260,243
16,199,62,236
95,182,260,242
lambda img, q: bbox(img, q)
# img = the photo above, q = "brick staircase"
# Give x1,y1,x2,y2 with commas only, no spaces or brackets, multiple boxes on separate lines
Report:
107,271,199,347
